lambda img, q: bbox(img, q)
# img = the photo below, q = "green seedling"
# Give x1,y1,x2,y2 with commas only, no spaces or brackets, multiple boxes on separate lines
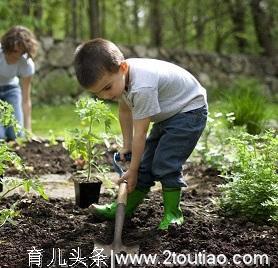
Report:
65,97,117,187
48,129,58,145
0,175,48,227
0,100,20,136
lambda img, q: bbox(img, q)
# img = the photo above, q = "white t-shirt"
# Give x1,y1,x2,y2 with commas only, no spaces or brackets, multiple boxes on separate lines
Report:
121,58,207,123
0,45,35,86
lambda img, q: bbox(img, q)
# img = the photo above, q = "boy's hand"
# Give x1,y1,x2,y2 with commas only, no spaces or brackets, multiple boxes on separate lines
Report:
119,148,131,162
118,169,138,193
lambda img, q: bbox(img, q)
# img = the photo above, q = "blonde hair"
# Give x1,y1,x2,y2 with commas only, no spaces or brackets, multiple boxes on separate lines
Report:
1,25,39,59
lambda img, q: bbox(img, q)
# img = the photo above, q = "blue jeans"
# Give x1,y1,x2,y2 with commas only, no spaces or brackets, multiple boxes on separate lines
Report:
137,106,207,189
0,85,23,141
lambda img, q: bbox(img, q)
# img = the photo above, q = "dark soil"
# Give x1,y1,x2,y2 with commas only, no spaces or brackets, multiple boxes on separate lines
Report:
5,139,115,176
0,141,277,268
5,139,76,175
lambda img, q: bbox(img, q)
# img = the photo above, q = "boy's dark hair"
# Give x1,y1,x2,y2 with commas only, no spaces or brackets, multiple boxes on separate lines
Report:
74,38,124,88
1,25,38,59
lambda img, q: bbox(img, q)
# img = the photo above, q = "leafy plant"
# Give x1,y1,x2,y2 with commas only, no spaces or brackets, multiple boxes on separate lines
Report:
0,142,22,175
47,130,58,145
0,176,48,227
0,99,33,143
0,203,20,227
194,112,238,173
222,78,269,134
218,130,278,224
0,101,48,228
65,97,117,186
0,100,20,137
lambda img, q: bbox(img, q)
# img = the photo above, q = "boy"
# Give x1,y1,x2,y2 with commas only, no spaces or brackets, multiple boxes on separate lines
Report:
74,38,207,230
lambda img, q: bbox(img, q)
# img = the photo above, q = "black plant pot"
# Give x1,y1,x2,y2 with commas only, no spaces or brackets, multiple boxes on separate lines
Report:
74,180,102,208
0,174,3,192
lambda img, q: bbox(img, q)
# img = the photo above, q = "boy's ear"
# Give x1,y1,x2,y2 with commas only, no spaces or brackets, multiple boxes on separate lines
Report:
120,61,128,74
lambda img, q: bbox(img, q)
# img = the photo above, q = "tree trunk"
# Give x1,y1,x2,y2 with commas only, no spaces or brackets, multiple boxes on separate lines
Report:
194,0,205,50
33,0,43,37
71,0,78,40
118,0,131,42
88,0,101,38
250,0,277,57
100,0,106,37
22,0,30,16
78,0,86,39
65,1,70,37
227,0,248,53
149,0,162,47
169,0,189,49
181,1,189,49
214,0,223,53
133,0,140,41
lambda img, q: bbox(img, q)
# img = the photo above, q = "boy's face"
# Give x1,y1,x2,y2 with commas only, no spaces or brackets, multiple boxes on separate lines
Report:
88,62,128,101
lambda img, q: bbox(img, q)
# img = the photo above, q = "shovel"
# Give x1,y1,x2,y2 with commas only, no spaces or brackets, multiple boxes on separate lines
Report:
93,152,140,257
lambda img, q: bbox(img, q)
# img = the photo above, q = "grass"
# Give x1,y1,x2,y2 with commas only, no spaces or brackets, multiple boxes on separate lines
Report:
210,100,278,120
32,99,278,139
207,78,278,134
32,103,121,138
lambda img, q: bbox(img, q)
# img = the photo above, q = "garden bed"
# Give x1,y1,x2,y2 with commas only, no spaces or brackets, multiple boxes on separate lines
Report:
5,139,114,176
0,141,277,268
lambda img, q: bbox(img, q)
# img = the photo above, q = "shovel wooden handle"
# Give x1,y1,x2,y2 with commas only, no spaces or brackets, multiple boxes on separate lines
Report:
117,181,128,205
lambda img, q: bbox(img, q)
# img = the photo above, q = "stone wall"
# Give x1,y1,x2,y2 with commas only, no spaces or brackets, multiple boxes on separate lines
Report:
35,37,278,100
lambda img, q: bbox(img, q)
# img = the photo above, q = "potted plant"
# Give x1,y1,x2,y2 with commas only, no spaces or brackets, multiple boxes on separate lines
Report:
65,97,117,208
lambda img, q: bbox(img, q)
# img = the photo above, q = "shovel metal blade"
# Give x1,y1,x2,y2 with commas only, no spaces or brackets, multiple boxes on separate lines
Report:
94,241,140,257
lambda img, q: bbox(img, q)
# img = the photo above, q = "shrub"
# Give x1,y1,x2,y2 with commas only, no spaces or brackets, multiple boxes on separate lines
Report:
218,130,278,224
222,78,269,134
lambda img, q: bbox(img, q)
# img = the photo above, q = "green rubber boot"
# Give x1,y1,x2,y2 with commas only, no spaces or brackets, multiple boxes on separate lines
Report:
158,187,184,230
90,188,149,220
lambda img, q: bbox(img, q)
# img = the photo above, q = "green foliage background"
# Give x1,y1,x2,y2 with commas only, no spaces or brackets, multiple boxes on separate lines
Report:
1,0,277,55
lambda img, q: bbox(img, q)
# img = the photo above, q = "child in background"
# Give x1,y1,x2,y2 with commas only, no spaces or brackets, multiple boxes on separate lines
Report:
0,25,38,141
74,38,207,230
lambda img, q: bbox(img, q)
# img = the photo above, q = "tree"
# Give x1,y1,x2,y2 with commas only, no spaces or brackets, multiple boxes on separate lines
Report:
1,0,277,55
227,0,248,53
149,0,162,47
132,0,140,41
118,0,131,42
88,0,101,38
168,0,189,49
250,0,277,56
22,0,30,16
193,0,207,50
71,0,78,40
100,0,106,38
212,0,235,53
